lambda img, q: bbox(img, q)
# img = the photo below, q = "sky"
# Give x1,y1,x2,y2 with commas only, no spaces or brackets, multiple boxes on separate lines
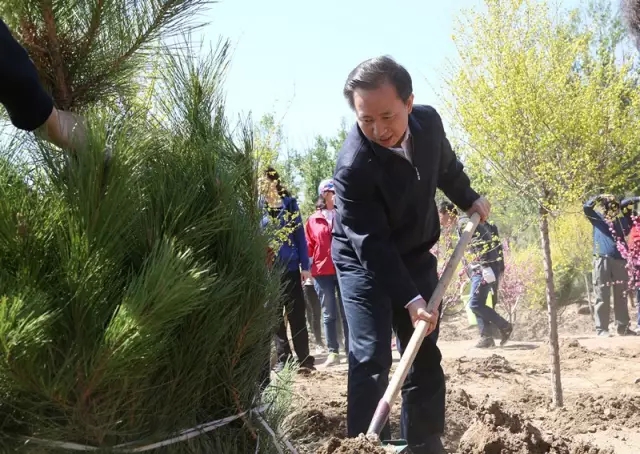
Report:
192,0,588,152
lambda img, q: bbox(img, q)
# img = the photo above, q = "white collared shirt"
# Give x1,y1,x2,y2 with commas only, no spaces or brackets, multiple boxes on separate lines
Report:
389,128,412,164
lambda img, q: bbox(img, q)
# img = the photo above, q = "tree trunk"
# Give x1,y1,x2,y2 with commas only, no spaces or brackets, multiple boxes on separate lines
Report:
539,207,563,407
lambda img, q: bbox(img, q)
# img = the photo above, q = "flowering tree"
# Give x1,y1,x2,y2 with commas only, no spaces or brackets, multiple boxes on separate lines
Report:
498,243,533,324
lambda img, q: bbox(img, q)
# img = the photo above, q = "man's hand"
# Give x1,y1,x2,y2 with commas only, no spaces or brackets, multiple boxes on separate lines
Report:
301,270,311,281
466,196,491,223
37,107,86,151
407,298,439,335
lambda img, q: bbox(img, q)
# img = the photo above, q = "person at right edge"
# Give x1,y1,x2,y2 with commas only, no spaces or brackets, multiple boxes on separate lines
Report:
0,18,84,150
438,201,512,348
332,56,490,454
583,194,636,337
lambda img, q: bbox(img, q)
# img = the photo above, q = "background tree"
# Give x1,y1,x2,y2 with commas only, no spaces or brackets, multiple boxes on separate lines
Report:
0,0,211,112
293,121,347,216
446,0,640,407
253,113,300,196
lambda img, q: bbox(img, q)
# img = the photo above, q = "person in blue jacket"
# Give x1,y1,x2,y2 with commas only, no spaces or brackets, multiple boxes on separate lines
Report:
260,167,315,371
0,18,84,150
583,194,636,337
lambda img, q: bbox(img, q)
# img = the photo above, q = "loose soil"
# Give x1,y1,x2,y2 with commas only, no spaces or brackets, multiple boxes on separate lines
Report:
282,306,640,453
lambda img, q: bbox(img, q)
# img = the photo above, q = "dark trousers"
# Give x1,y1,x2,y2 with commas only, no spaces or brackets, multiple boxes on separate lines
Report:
592,256,629,333
274,269,313,366
336,258,445,453
303,283,324,345
468,272,509,337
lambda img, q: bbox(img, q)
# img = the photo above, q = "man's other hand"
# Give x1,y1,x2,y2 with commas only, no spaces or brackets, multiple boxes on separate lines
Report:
301,270,311,281
407,298,439,335
466,196,491,222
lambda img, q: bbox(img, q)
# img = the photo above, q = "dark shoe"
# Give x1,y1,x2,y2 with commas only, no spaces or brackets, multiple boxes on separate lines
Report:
617,327,638,336
299,356,316,371
273,362,286,373
499,324,513,346
475,336,495,349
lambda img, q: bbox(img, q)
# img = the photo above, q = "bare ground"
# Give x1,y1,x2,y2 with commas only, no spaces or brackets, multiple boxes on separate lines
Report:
281,307,640,453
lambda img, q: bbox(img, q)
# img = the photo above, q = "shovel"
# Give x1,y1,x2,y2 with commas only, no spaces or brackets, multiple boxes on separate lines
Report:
366,213,481,453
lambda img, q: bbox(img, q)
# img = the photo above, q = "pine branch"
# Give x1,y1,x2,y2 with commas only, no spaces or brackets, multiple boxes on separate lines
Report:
77,0,106,65
40,0,72,109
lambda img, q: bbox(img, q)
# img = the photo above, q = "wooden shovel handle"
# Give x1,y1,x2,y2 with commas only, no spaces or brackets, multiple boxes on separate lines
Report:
367,213,481,437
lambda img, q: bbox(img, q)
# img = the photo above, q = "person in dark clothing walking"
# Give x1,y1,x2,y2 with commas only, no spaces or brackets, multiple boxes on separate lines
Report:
0,18,84,150
332,56,490,454
260,167,315,371
583,195,636,337
438,201,512,348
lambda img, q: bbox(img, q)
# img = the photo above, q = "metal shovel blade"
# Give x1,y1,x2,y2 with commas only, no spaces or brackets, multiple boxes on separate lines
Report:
381,439,409,453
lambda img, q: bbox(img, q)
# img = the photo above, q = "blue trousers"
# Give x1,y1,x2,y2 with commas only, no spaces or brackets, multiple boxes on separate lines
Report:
468,272,509,337
314,274,349,354
336,256,444,453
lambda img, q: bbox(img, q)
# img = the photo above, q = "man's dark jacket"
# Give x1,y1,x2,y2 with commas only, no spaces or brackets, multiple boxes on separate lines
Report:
332,105,480,305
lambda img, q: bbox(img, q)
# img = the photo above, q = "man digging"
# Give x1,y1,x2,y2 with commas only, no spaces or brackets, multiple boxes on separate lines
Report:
332,56,490,454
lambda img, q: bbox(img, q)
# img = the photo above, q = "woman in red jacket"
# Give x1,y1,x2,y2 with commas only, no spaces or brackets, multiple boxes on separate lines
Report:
305,179,349,367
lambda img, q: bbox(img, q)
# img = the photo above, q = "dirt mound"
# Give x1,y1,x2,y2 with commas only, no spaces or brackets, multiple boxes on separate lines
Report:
445,388,478,448
453,354,517,376
285,407,346,442
550,394,640,434
459,401,613,454
315,435,396,454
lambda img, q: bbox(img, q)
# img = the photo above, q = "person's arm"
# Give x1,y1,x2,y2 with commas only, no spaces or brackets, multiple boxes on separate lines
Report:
304,218,316,265
583,196,602,223
0,19,54,131
435,116,481,211
291,199,310,272
334,165,419,306
621,196,640,213
0,19,84,149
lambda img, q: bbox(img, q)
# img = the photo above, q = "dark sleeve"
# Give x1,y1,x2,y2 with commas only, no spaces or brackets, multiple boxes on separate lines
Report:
291,198,310,271
621,197,640,211
458,218,492,263
334,165,418,304
435,114,480,211
0,19,54,131
583,197,600,224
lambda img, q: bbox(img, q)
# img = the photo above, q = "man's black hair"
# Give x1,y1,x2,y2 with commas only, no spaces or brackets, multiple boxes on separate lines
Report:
343,56,413,110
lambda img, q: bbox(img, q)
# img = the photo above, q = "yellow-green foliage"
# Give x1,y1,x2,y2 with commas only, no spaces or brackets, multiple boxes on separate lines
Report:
550,212,593,301
512,212,592,307
446,0,640,209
